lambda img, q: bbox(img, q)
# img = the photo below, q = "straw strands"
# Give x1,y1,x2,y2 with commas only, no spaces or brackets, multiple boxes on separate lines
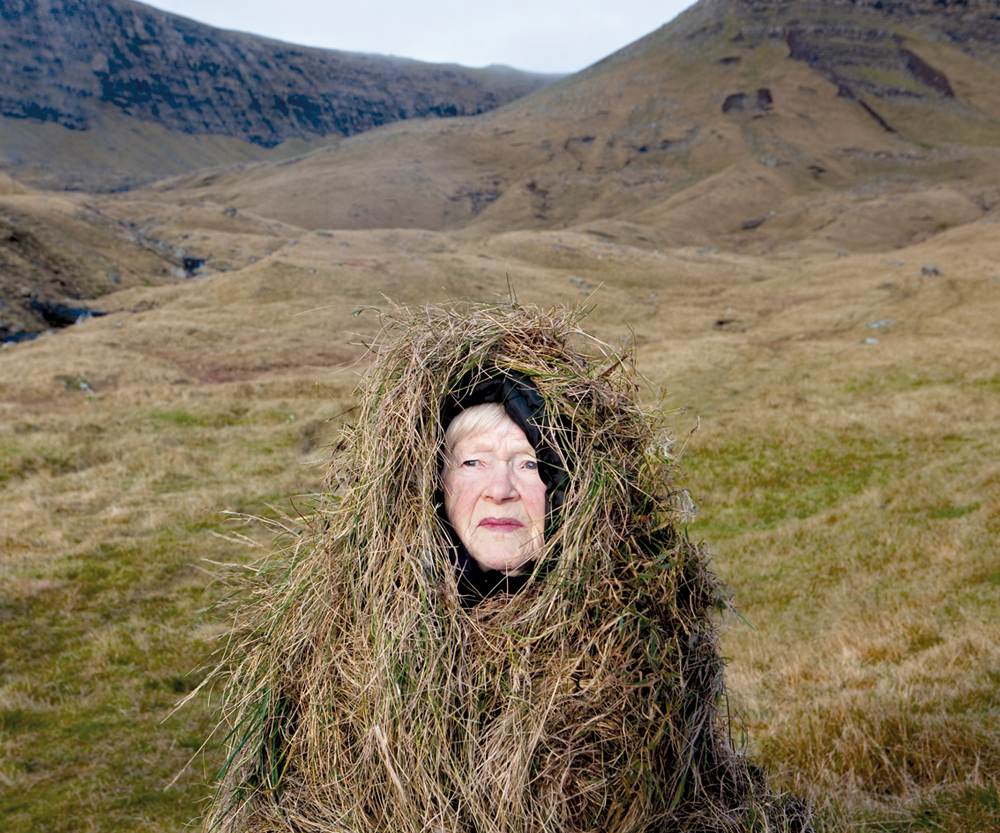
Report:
205,300,808,832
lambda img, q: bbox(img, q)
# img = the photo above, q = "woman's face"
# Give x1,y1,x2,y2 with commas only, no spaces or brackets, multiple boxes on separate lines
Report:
442,416,547,575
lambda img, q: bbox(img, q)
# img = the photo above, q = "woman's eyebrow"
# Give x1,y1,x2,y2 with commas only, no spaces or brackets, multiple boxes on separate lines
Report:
458,442,536,456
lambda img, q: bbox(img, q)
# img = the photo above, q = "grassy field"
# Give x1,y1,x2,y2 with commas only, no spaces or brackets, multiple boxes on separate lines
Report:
680,347,1000,831
1,194,998,830
0,374,351,831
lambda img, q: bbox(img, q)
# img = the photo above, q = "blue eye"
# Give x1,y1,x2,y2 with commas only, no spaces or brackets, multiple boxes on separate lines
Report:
524,460,538,470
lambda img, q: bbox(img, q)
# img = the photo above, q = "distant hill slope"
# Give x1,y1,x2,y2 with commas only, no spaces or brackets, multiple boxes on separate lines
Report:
9,0,1000,338
146,0,1000,253
0,0,556,190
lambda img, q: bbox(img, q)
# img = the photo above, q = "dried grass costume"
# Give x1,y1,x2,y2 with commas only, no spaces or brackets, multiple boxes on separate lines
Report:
207,302,807,832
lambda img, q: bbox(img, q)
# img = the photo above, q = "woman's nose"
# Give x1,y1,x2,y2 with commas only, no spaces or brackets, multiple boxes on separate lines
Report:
484,463,518,500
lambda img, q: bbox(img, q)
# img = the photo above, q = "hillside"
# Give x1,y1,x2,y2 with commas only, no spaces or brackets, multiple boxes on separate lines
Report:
0,0,555,191
144,0,1000,255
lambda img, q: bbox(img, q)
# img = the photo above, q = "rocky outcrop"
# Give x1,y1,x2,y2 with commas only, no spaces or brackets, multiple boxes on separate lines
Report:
785,26,953,101
722,87,773,114
727,0,1000,50
0,0,555,148
0,212,98,340
679,0,1000,133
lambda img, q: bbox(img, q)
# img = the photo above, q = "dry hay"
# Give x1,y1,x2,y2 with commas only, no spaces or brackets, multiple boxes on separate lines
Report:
204,300,809,832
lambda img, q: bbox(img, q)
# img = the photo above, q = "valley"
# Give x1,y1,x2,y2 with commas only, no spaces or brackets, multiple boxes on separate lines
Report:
1,1,998,830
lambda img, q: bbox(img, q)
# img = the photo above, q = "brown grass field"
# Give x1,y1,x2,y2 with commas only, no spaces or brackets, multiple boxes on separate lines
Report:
1,186,997,830
3,1,1000,829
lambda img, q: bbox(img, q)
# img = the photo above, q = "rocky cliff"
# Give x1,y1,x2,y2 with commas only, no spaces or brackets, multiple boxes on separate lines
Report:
0,0,556,144
0,0,556,189
0,0,554,145
723,0,1000,124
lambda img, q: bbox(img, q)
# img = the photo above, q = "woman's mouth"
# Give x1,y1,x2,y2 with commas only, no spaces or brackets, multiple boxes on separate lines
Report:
479,517,524,531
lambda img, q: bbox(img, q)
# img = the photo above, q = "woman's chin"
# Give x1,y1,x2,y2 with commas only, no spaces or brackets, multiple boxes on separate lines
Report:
469,547,531,575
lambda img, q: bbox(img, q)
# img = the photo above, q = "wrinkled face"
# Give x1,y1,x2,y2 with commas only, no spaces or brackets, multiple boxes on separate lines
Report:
442,414,547,575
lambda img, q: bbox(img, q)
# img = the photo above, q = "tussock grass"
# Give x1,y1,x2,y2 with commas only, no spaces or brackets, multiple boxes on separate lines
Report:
680,355,1000,832
0,366,351,832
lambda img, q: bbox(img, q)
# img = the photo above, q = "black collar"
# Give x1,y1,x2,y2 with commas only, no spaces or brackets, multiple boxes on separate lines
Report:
451,540,533,606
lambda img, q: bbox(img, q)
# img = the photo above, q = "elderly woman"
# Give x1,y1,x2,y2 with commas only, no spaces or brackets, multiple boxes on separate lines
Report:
437,370,568,601
206,303,806,832
442,403,545,577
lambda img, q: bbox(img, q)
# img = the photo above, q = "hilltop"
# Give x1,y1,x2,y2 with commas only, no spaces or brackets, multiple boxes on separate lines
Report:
0,0,555,191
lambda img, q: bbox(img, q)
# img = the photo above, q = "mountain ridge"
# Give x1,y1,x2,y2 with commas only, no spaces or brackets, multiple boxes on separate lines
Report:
146,0,1000,249
0,0,556,189
7,0,1000,338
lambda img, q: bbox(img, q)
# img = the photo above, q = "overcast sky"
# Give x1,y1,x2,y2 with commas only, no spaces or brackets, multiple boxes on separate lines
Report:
141,0,699,74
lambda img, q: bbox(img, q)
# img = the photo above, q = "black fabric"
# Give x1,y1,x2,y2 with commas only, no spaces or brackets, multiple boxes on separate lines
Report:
451,540,534,603
440,370,569,604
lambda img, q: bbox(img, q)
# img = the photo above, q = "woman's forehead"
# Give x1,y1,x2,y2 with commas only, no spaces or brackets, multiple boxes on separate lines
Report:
455,422,534,453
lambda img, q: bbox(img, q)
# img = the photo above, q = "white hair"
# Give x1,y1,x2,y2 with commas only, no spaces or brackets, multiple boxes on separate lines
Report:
442,403,512,468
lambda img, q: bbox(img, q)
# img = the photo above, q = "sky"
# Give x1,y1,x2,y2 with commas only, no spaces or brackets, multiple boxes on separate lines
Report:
141,0,700,75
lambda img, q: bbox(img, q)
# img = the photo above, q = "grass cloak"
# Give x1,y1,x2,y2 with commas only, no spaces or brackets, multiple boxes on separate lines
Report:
205,300,809,833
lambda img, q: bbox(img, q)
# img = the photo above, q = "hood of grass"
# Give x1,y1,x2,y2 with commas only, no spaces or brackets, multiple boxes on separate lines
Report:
205,299,809,832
